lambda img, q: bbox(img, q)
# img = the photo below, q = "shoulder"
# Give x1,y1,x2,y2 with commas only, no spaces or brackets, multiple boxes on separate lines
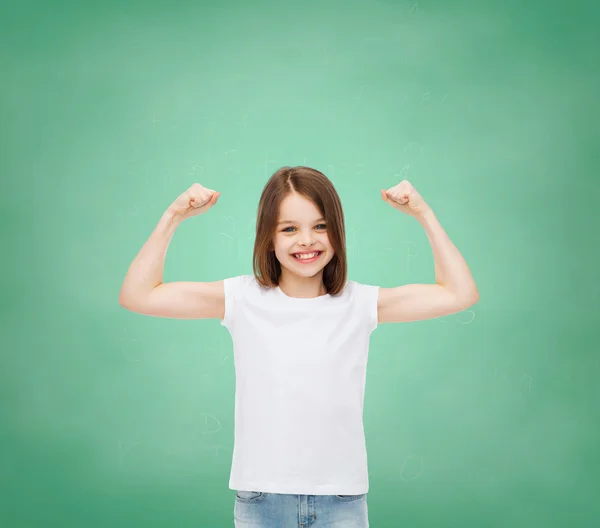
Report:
223,274,265,299
223,274,255,285
220,275,260,329
347,280,380,332
347,279,380,296
223,274,255,290
347,280,380,309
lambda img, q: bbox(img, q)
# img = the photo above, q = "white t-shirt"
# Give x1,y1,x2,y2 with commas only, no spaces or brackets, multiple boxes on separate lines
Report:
220,274,380,496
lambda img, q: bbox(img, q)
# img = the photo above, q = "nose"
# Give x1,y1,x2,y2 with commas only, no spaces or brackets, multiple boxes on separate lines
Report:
298,232,315,247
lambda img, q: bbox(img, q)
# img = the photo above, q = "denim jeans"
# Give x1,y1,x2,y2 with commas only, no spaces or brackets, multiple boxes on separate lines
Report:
234,490,369,527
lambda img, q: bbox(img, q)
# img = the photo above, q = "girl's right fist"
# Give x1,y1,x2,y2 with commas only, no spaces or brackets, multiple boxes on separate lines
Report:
168,183,220,220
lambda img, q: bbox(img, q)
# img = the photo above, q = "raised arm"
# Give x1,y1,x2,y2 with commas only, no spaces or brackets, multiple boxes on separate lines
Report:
118,184,223,319
378,181,479,324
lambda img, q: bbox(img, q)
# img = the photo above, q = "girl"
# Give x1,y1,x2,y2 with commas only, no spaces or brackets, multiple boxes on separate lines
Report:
119,166,479,527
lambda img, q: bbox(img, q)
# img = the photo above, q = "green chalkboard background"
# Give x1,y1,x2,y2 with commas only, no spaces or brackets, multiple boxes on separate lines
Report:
2,0,598,526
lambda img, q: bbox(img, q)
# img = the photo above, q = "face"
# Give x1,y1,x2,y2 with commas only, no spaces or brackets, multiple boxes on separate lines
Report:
273,192,335,278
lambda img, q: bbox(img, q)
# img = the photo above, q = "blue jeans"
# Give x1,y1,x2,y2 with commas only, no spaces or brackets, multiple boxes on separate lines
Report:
234,490,369,527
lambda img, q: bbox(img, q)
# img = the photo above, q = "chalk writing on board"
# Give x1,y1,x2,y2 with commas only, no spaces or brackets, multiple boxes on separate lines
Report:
118,439,142,467
200,412,222,435
119,326,142,362
457,310,476,324
404,240,418,273
435,308,476,325
402,142,425,157
220,214,237,234
340,160,364,176
237,114,249,130
399,93,449,106
409,2,422,14
400,453,424,481
355,84,370,103
491,362,534,398
394,162,410,180
264,150,278,177
190,164,203,178
199,443,230,457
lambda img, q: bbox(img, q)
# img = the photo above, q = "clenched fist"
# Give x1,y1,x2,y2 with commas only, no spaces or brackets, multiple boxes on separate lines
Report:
168,183,220,221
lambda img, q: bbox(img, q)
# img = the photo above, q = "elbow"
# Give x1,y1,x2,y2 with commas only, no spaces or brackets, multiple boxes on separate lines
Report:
462,290,480,308
118,293,137,310
119,286,156,312
118,291,128,307
118,297,131,310
453,288,479,309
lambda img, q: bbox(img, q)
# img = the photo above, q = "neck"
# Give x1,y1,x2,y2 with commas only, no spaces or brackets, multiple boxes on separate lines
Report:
278,273,327,299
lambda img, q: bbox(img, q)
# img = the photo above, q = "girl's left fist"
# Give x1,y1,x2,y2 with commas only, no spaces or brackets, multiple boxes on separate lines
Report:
381,180,431,218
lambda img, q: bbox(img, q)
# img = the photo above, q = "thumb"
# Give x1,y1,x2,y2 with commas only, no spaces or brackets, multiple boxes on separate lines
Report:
192,191,220,208
381,189,392,203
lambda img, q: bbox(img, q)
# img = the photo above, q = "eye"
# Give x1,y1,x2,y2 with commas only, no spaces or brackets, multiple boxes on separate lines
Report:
282,224,327,233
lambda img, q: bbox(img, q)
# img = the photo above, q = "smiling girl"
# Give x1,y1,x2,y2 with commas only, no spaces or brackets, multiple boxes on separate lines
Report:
118,166,479,527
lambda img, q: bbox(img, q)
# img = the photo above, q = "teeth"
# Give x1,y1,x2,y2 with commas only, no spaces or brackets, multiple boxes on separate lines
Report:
294,252,319,260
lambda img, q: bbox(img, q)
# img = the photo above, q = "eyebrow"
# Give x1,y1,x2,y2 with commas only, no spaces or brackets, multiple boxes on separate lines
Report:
277,217,326,225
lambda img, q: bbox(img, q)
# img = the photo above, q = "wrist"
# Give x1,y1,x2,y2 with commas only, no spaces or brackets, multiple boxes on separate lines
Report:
417,208,436,225
162,208,184,227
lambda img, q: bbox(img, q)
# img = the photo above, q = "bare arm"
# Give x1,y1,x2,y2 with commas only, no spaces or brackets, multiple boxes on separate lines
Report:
377,185,479,324
118,210,182,306
118,185,224,320
123,280,225,320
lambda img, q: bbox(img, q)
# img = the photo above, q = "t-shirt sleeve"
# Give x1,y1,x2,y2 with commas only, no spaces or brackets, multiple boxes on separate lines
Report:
355,281,380,334
220,275,249,332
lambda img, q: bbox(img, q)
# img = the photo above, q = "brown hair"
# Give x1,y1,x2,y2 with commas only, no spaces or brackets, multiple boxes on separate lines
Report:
252,166,348,296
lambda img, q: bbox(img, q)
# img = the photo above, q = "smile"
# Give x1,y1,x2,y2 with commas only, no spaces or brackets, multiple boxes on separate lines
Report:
291,251,322,263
